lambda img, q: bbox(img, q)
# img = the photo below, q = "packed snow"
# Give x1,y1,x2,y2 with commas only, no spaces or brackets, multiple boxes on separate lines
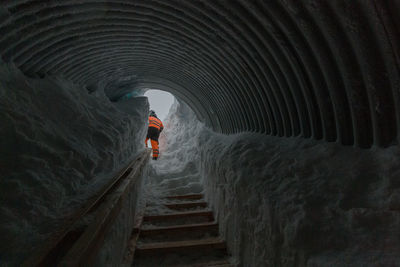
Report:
94,164,149,267
200,132,400,266
2,59,400,266
147,100,400,266
0,61,148,266
144,99,205,216
137,100,231,266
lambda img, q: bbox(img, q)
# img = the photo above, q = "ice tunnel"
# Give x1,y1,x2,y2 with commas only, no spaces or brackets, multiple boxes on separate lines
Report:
2,1,400,266
1,0,399,147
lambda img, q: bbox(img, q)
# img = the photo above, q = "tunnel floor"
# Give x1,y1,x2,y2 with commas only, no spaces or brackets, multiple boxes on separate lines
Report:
130,141,232,266
133,191,231,266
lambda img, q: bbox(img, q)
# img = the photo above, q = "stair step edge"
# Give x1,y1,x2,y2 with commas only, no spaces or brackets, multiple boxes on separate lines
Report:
141,221,218,232
164,201,207,207
137,237,226,250
143,210,214,221
166,194,204,200
177,260,233,267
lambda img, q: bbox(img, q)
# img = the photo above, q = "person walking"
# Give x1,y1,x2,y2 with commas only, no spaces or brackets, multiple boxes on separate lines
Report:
145,110,164,160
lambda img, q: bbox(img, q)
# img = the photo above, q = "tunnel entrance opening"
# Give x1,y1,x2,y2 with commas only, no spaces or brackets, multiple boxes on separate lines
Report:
144,89,175,121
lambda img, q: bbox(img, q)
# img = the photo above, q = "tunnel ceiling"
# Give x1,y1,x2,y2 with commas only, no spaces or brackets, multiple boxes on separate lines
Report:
1,0,399,148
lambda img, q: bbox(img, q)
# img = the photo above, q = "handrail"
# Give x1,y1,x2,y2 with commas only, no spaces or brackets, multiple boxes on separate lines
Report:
22,149,151,267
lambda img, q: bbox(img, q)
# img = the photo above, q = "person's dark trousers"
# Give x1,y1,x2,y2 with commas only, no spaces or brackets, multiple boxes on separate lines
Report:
145,126,160,159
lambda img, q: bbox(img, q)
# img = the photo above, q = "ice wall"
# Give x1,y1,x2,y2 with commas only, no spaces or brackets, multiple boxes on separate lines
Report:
165,100,400,266
0,61,148,265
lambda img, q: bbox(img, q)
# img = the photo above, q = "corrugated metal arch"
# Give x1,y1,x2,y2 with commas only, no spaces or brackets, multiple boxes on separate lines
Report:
0,0,399,147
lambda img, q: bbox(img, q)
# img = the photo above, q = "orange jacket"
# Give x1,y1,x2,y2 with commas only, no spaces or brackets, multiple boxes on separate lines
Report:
149,116,164,132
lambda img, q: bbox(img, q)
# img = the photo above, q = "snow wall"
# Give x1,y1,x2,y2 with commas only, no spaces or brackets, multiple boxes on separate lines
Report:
94,165,148,267
143,99,205,219
0,61,148,266
166,100,400,266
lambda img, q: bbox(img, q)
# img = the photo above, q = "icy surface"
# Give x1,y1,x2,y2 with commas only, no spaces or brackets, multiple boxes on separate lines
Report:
0,61,148,265
154,100,400,266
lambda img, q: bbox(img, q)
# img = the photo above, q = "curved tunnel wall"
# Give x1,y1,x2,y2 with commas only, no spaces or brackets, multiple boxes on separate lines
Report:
0,0,399,148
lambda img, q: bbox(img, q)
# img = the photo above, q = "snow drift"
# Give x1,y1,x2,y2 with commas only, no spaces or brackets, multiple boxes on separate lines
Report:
160,100,400,266
0,61,148,265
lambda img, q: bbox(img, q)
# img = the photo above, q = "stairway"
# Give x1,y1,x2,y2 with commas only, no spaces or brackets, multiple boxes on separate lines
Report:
131,194,232,266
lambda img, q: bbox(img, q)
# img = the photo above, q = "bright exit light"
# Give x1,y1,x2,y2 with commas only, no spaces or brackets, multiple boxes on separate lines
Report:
144,89,175,121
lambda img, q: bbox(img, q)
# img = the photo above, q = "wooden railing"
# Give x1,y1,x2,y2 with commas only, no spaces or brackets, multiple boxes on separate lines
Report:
22,149,151,267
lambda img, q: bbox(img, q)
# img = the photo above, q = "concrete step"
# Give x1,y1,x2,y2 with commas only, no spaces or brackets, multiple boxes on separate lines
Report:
164,201,207,210
132,248,229,267
132,194,231,267
136,237,226,255
143,210,214,222
141,221,218,236
139,222,218,242
178,260,233,267
166,194,204,200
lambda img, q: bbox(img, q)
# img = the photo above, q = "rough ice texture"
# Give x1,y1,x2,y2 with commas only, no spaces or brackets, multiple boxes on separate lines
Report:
167,100,400,266
0,61,148,266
